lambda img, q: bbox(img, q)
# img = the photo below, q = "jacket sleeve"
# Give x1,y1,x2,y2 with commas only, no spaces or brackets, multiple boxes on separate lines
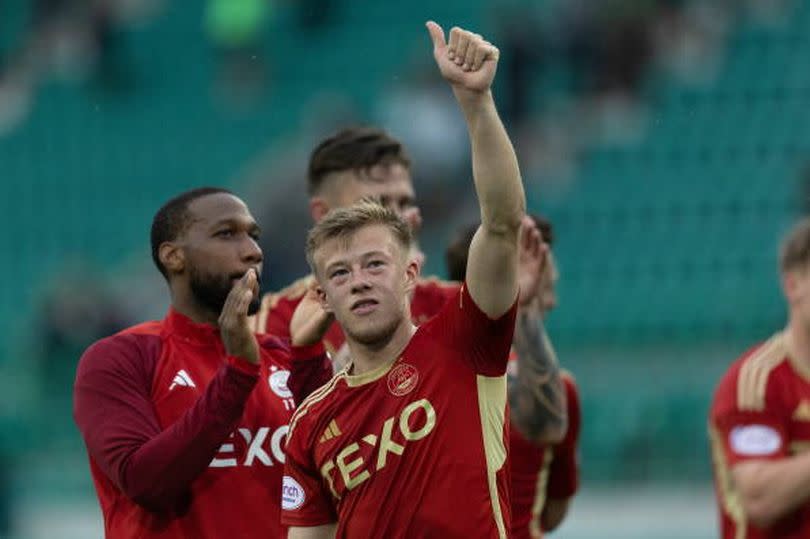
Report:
73,334,259,512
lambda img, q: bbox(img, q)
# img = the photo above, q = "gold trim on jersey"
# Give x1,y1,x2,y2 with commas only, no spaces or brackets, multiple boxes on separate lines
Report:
477,374,509,539
254,275,316,334
288,373,345,441
528,447,554,539
709,423,746,539
319,419,343,443
737,334,786,412
793,400,810,422
344,356,399,387
790,441,810,454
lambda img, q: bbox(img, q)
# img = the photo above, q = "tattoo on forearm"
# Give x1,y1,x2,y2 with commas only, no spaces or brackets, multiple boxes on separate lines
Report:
508,309,568,442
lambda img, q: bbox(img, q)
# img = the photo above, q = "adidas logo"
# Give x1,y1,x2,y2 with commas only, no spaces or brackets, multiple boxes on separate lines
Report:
319,419,342,443
794,401,810,421
169,369,196,391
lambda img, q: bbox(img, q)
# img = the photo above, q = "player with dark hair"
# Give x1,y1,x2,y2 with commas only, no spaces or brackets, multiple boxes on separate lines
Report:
253,121,456,370
281,22,524,538
445,215,581,538
73,187,331,538
710,217,810,539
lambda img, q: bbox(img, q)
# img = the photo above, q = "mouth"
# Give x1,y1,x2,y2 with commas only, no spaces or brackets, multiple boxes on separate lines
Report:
351,298,379,315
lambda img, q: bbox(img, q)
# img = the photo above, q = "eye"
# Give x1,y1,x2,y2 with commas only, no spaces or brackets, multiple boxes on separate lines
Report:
215,229,234,238
249,230,261,241
368,259,386,269
330,268,349,279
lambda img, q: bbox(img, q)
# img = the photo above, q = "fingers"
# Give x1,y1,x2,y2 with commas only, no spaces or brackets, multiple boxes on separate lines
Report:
471,39,494,71
462,34,481,70
425,21,445,50
453,28,470,68
220,269,256,323
445,28,497,72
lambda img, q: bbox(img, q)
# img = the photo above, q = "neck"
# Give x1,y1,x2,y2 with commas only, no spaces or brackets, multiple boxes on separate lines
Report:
169,284,219,326
346,319,417,376
787,315,810,365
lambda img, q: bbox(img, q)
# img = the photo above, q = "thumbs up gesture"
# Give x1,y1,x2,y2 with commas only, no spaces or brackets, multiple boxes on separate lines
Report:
426,21,500,94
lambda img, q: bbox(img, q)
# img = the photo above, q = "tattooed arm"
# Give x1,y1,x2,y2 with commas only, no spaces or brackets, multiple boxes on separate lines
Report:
508,302,567,444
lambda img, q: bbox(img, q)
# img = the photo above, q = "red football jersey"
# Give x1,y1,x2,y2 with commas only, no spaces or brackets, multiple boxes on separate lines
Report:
73,308,330,539
255,275,459,354
281,285,517,538
509,371,581,539
710,331,810,539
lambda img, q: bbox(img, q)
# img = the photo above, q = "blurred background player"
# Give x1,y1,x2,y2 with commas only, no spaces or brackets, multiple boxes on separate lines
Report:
72,187,330,538
253,125,457,370
282,21,524,538
709,217,810,539
446,215,581,538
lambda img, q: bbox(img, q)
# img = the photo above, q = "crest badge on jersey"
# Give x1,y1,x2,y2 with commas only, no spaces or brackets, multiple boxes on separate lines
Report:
387,363,419,396
268,367,293,398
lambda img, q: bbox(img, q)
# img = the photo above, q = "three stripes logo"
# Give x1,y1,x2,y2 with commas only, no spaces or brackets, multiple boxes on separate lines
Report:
319,419,342,443
170,369,197,391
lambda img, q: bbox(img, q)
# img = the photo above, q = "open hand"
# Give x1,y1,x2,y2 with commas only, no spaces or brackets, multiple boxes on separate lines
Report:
219,269,260,364
517,216,548,308
290,281,334,347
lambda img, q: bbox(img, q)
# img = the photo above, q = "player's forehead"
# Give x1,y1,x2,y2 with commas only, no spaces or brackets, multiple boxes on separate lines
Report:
338,164,415,203
317,224,403,267
187,193,256,228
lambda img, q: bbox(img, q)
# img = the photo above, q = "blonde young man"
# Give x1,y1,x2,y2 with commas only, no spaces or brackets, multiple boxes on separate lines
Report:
281,22,525,538
710,217,810,538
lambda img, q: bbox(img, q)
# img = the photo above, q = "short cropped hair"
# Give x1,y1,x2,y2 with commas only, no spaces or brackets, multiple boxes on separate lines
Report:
150,187,234,278
306,201,412,274
780,217,810,274
308,127,411,196
445,215,554,282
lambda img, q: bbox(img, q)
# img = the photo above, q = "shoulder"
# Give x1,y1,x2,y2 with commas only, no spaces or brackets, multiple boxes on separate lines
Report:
255,275,315,333
77,321,163,379
416,277,461,298
713,333,789,416
287,374,345,444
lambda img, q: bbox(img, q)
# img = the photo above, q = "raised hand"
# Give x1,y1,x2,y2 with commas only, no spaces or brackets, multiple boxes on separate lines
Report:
219,269,260,364
290,281,334,347
517,216,549,308
425,21,500,95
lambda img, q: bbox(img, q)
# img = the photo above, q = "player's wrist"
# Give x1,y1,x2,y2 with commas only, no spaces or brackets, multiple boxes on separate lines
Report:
453,88,495,113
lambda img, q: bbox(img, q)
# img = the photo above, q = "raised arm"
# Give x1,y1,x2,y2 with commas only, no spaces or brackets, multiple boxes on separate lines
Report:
427,21,526,318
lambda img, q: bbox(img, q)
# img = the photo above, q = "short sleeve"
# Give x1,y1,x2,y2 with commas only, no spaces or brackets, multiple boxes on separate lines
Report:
428,283,518,376
710,368,789,467
281,423,338,527
546,377,581,499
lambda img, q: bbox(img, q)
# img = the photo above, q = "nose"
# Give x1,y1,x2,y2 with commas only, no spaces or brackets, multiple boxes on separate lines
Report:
241,235,263,265
401,207,422,233
349,271,371,295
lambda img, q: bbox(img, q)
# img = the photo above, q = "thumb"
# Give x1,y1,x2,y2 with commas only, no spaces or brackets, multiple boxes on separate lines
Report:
425,21,445,50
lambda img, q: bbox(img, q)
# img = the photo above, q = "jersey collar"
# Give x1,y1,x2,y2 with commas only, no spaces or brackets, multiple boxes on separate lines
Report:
164,307,222,347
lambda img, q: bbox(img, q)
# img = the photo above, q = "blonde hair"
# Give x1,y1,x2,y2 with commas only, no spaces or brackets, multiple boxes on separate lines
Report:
780,217,810,274
306,201,412,274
